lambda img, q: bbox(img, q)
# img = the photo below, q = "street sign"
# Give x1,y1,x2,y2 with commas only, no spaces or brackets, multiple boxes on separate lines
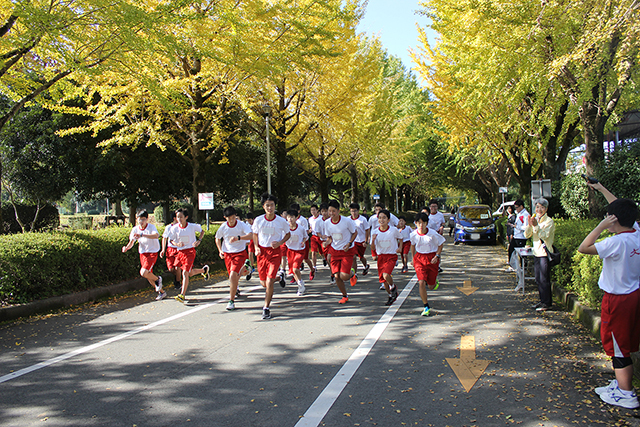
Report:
373,194,380,200
499,187,508,194
198,193,214,210
531,180,552,198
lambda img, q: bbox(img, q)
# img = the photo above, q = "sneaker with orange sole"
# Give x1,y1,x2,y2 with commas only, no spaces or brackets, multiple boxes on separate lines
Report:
339,296,349,304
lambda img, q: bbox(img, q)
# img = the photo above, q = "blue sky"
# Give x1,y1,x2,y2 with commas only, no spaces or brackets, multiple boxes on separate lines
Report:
356,0,437,74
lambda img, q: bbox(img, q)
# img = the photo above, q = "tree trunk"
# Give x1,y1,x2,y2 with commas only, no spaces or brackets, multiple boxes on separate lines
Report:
114,199,123,216
349,165,358,204
273,135,290,212
581,103,607,217
162,202,170,225
128,199,137,226
318,155,329,204
249,181,255,214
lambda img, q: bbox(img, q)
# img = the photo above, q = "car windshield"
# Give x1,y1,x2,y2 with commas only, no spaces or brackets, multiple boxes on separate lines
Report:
458,207,491,220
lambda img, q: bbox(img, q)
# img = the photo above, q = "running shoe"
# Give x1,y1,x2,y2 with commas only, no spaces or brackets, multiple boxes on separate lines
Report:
297,282,306,296
595,380,618,396
155,276,163,292
330,275,336,284
156,291,166,301
385,295,396,306
338,296,349,304
323,258,328,267
350,274,357,287
379,284,385,290
300,263,305,271
236,288,241,298
536,304,551,312
433,280,439,291
401,266,408,273
262,308,272,319
309,267,316,281
289,277,297,284
202,265,210,280
438,266,443,273
226,301,235,311
279,272,286,288
391,286,398,300
600,386,640,409
244,260,252,280
175,294,185,303
362,264,370,276
421,306,431,316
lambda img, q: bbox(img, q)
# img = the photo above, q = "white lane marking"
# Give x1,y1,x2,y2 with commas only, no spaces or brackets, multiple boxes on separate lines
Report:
0,285,265,385
295,275,418,427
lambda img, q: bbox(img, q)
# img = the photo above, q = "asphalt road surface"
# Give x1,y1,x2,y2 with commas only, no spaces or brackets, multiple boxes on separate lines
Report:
1,237,637,426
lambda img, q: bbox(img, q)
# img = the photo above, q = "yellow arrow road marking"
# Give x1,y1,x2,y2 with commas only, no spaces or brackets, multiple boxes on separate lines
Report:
457,279,479,295
446,336,490,392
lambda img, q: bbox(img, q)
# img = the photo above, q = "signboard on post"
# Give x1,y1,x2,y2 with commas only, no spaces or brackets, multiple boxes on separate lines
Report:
199,193,214,230
373,194,380,200
499,187,508,194
531,180,552,210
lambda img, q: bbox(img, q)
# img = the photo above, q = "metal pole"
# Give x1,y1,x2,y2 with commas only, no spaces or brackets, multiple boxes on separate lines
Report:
265,115,271,194
206,211,210,231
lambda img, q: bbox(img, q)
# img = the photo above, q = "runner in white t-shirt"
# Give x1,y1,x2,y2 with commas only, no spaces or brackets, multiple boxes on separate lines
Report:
215,206,253,311
410,212,446,316
397,216,412,273
371,209,402,306
286,209,309,296
168,208,209,303
308,204,325,274
251,194,291,320
349,203,371,285
122,210,165,300
427,200,446,235
323,200,357,304
160,211,181,291
290,203,315,280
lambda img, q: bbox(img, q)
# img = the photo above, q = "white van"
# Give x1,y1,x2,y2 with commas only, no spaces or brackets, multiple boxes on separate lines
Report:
492,201,515,217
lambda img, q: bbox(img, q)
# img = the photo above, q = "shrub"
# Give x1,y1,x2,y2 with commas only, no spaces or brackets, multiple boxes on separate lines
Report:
0,224,219,306
495,217,507,245
552,218,603,309
560,174,591,219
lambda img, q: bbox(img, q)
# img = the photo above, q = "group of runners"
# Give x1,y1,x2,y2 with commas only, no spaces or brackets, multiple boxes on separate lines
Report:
123,195,447,320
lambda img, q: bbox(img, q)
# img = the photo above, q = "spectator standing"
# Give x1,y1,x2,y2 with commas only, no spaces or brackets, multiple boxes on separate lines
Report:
524,198,555,311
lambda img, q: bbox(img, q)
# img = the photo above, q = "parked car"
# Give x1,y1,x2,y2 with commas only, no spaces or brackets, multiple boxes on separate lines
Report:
454,205,496,245
492,200,515,217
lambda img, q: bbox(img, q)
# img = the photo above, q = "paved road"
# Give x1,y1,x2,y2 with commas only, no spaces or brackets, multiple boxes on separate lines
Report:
0,237,636,426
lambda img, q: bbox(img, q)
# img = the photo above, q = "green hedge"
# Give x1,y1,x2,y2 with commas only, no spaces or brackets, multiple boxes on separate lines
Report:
552,218,605,309
0,224,219,306
2,204,60,233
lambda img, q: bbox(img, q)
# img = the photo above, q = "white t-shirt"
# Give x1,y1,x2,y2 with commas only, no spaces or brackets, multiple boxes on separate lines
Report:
594,223,640,295
309,215,322,236
286,224,309,251
296,216,309,233
324,216,356,251
398,225,412,242
169,222,203,251
162,223,178,249
371,226,402,255
411,228,446,254
252,214,290,248
130,224,160,254
513,209,530,239
215,220,252,254
368,212,399,232
427,212,446,232
351,214,371,243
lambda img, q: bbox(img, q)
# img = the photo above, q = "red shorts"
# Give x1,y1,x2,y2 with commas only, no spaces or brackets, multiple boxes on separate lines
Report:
257,246,282,281
377,253,397,283
310,235,323,253
601,289,640,358
224,250,248,274
248,240,255,254
354,241,366,258
176,248,197,272
413,252,439,286
303,238,311,259
165,246,178,270
329,246,356,275
140,252,158,272
402,241,411,255
287,248,306,273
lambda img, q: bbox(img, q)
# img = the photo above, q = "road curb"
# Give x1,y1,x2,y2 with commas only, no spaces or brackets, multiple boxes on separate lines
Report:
552,283,601,337
0,273,174,323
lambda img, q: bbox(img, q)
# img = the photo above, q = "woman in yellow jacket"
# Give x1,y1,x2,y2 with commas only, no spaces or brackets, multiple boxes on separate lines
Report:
525,197,556,311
